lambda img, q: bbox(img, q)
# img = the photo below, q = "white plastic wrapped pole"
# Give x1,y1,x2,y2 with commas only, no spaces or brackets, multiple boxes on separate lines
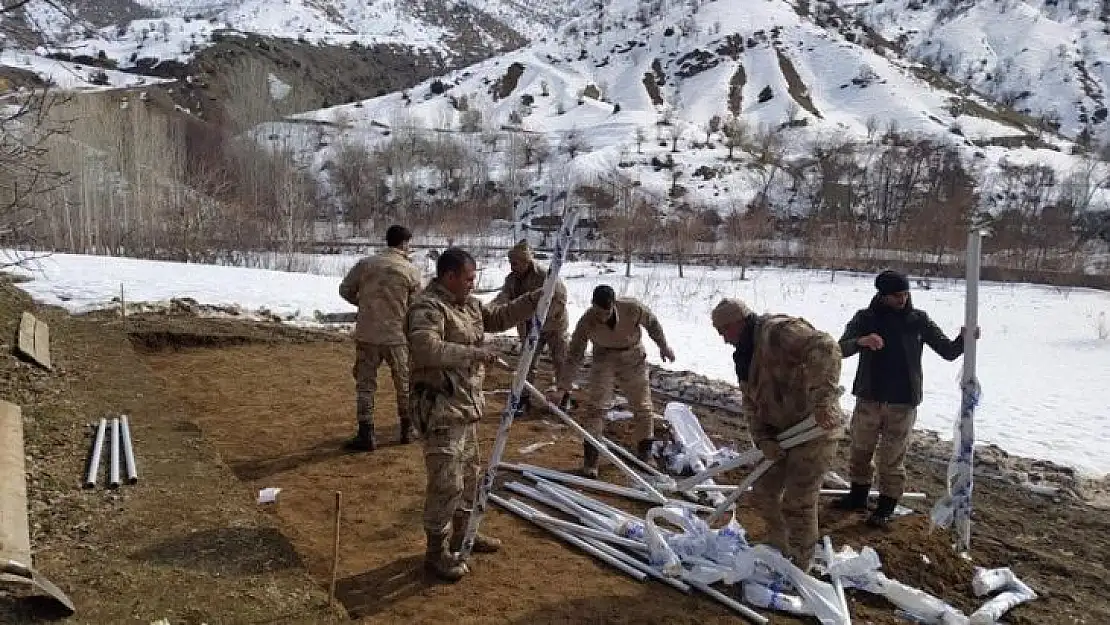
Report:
520,380,669,503
683,576,770,625
673,417,816,492
492,494,649,581
458,207,579,561
84,418,107,488
932,227,984,555
120,414,139,484
705,425,828,524
108,417,121,489
823,535,851,625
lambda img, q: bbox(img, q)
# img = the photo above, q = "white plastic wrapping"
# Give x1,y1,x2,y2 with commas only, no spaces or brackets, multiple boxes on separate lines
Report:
971,567,1017,597
743,582,812,615
872,573,969,625
752,545,847,625
969,567,1037,624
969,581,1036,624
661,402,741,475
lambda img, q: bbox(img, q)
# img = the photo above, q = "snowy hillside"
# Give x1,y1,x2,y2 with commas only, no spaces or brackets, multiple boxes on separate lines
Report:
843,0,1110,146
280,0,1103,216
0,0,567,68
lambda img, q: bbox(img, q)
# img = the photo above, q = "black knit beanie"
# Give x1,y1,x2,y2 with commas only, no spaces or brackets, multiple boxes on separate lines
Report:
875,270,910,295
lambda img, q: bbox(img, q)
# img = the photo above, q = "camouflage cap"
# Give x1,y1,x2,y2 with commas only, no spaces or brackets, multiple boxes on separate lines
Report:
711,298,752,330
507,239,532,264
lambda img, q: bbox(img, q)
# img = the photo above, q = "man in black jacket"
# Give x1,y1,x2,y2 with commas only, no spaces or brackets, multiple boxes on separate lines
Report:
835,270,978,527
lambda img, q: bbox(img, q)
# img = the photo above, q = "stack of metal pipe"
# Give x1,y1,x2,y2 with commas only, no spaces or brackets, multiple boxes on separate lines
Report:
84,415,139,489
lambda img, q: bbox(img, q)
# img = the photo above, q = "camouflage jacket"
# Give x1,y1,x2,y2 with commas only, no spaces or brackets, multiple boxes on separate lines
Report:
737,314,844,446
560,297,670,387
405,280,540,429
490,261,569,338
339,247,423,345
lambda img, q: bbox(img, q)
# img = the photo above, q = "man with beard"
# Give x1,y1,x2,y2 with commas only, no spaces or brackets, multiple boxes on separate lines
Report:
405,247,544,581
711,298,843,571
835,269,978,527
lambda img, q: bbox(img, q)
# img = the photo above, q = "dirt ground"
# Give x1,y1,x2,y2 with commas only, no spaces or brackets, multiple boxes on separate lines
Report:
3,281,1108,624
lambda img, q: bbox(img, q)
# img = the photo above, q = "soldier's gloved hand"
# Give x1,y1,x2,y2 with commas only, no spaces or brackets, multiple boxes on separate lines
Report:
473,347,504,365
815,408,841,430
758,440,784,460
660,346,676,362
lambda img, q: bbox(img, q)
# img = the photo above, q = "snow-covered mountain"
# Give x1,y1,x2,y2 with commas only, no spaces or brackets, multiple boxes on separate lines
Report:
3,0,1108,245
0,0,568,65
274,0,1107,221
842,0,1110,146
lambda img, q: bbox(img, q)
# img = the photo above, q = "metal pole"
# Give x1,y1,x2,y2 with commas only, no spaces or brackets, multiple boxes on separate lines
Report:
120,415,138,484
84,418,107,488
520,381,669,502
108,417,121,489
458,207,580,561
492,495,648,581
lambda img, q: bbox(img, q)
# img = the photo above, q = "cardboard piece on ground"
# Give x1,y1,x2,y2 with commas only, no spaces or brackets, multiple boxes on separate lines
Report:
16,312,52,370
0,399,32,575
0,399,76,615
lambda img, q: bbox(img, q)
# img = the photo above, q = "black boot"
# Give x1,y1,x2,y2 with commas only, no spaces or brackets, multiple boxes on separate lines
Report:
581,442,599,479
833,482,871,511
636,438,657,463
513,393,532,419
866,495,899,528
345,422,375,452
399,418,417,444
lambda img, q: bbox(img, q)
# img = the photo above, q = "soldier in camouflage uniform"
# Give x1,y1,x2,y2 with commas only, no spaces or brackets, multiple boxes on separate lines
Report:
491,239,570,414
406,247,544,582
339,225,424,451
558,285,675,478
711,298,844,571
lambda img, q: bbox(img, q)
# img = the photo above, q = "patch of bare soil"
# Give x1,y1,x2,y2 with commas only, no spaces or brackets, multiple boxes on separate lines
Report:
126,315,1109,625
0,283,342,624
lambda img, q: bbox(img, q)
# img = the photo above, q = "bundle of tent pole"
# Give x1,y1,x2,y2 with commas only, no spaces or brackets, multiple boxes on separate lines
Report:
486,381,1035,625
83,415,139,489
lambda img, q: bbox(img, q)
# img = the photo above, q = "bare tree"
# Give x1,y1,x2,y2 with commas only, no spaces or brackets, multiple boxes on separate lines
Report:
0,87,69,258
563,128,587,159
597,174,655,277
222,56,319,133
722,115,747,160
665,208,707,278
706,115,722,143
330,141,386,231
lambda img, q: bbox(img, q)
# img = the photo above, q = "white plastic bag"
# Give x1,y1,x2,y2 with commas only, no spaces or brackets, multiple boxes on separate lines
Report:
752,545,847,625
661,402,741,474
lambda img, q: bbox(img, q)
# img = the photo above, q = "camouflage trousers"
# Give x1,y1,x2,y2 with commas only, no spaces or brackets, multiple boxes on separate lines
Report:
847,399,918,498
750,434,836,569
353,341,409,425
584,346,655,443
422,422,480,537
517,325,570,389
